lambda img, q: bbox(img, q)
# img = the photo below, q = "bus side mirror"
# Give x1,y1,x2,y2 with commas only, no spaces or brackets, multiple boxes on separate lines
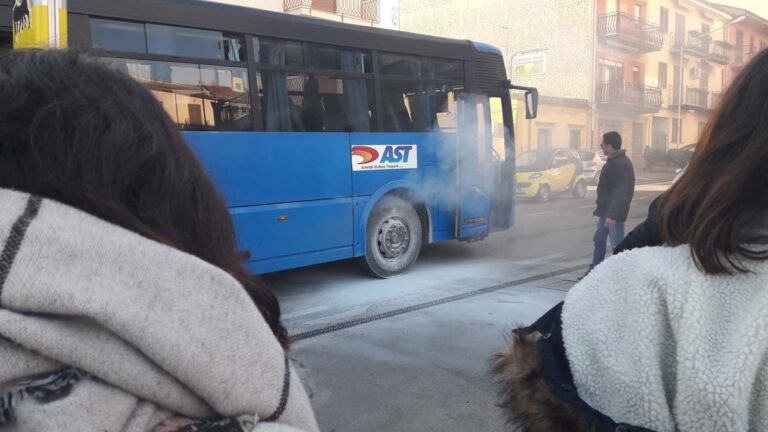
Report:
525,90,539,120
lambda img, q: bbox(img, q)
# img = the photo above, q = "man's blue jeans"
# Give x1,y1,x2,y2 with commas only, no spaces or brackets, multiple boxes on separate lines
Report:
590,217,625,270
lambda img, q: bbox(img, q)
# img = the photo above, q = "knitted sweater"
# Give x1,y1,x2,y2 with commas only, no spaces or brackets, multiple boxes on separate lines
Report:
0,188,319,432
562,245,768,431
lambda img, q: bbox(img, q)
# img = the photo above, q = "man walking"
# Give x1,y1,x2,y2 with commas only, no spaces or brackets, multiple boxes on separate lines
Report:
589,131,634,273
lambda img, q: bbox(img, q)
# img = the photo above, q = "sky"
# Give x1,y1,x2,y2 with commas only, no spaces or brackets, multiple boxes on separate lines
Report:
714,1,768,20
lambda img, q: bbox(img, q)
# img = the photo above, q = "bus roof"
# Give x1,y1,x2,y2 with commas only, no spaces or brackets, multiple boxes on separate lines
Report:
0,0,493,61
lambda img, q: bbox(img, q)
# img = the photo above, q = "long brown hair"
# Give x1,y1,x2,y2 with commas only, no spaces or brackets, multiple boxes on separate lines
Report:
0,50,287,346
660,48,768,275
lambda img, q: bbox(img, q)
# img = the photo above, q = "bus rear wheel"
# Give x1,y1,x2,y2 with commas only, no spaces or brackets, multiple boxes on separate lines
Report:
362,196,422,278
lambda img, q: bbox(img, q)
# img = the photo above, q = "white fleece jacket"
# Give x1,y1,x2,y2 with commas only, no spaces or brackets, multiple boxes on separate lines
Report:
563,245,768,432
0,188,319,432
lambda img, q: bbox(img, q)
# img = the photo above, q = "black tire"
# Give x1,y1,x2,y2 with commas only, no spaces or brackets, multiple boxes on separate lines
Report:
362,196,423,278
572,179,587,198
535,184,551,203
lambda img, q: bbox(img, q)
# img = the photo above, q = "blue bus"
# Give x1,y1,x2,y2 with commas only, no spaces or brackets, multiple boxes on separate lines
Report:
0,0,537,277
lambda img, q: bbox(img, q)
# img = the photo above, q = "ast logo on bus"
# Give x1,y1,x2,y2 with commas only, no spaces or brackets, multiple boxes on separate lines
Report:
351,145,418,171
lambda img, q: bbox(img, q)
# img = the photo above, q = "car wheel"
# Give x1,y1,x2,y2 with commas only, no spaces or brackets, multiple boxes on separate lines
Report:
572,179,587,198
535,184,551,203
362,196,423,278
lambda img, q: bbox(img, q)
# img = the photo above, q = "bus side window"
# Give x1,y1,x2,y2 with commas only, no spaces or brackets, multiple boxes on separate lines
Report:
256,73,375,133
108,58,253,131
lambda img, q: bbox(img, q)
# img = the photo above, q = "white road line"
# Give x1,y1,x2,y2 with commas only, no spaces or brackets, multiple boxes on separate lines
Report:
578,204,595,209
523,211,552,217
513,253,569,266
282,305,331,321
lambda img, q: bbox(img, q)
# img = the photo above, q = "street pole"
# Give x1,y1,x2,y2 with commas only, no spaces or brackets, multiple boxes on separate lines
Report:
678,36,684,148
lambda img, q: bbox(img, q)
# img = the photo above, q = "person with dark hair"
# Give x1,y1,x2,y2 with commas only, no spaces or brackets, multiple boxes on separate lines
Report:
0,50,318,431
587,131,635,273
492,48,768,431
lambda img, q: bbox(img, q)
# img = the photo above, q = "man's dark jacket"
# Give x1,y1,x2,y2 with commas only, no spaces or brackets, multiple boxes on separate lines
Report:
594,149,635,222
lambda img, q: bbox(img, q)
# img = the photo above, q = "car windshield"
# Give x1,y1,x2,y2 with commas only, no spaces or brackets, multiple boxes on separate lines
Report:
516,151,549,172
579,151,595,161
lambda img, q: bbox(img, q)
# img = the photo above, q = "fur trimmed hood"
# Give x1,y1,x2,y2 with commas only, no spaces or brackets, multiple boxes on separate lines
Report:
491,329,598,432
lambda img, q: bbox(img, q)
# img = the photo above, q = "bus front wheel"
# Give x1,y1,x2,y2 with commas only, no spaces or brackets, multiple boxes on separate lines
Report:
363,196,423,278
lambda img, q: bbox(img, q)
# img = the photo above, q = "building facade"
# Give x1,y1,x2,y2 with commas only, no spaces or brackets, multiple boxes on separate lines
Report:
401,0,768,165
204,0,389,27
400,0,594,155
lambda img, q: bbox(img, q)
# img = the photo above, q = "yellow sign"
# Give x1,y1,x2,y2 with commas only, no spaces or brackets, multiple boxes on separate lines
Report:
511,50,546,77
13,0,67,49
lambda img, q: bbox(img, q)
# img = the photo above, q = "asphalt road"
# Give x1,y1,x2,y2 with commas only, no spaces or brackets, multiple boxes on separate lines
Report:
263,181,670,432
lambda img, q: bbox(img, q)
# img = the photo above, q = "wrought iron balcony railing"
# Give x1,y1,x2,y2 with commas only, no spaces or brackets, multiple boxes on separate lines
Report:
597,80,662,111
671,31,710,57
597,12,664,52
284,0,380,23
668,86,719,111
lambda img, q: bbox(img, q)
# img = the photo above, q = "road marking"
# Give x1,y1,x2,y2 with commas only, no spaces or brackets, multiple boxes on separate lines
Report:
524,211,552,217
283,305,331,321
513,253,569,266
578,204,594,209
289,263,586,341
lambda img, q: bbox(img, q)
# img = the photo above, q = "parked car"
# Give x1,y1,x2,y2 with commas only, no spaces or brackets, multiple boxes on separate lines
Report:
643,144,695,171
668,144,696,168
578,150,606,185
516,148,588,202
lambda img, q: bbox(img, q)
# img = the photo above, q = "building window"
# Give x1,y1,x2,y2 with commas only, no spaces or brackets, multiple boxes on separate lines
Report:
632,65,641,84
736,31,744,62
652,131,667,151
658,62,667,88
698,121,707,138
537,126,553,149
569,128,582,150
659,7,669,33
671,118,682,143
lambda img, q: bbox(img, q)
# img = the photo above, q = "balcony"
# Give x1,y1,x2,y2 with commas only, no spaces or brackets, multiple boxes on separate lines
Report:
597,80,662,114
668,86,719,112
732,46,762,68
284,0,380,23
598,12,665,53
709,40,732,65
670,32,709,58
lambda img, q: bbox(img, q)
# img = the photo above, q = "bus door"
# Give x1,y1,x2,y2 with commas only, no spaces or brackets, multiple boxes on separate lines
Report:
455,93,493,241
489,94,515,231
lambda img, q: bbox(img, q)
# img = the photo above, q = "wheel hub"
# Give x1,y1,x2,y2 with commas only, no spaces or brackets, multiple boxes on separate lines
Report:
377,217,410,259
